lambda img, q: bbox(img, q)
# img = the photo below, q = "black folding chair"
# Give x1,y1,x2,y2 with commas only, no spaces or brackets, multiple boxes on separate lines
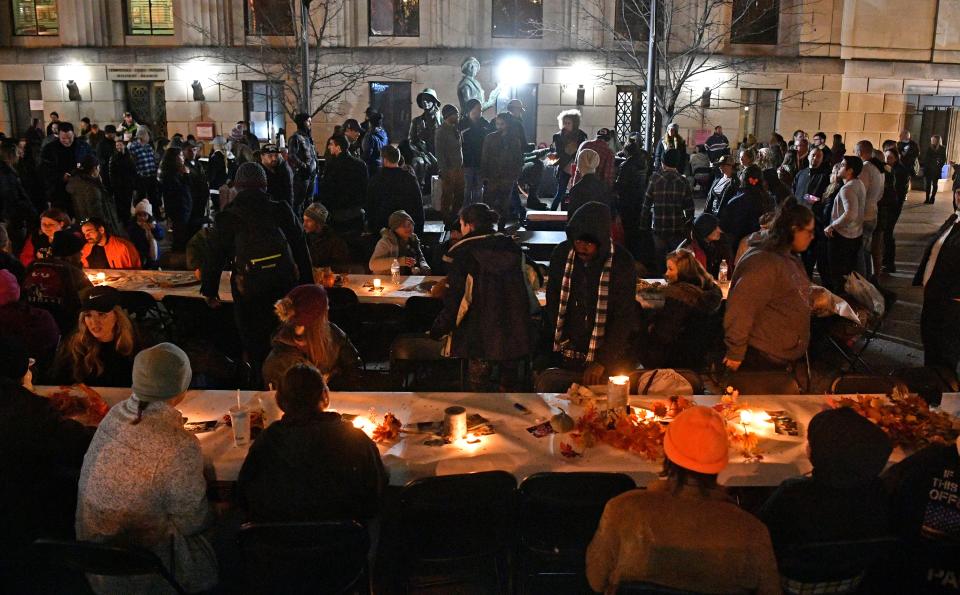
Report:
394,471,518,593
776,536,899,594
30,538,188,595
517,472,636,594
119,290,171,339
237,521,370,595
889,365,960,406
829,374,901,395
726,370,802,395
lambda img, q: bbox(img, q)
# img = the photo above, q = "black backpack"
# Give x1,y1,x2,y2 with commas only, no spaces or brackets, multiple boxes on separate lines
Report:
231,203,298,299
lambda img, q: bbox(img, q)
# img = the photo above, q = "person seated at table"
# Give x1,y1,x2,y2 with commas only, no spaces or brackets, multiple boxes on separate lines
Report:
567,149,613,217
80,216,141,270
586,406,780,594
639,249,722,370
126,199,164,269
303,201,350,269
723,197,814,374
48,286,143,387
759,407,892,552
262,284,361,391
0,336,94,578
368,210,431,275
66,154,124,238
76,343,218,594
22,229,92,335
539,201,637,385
18,207,74,267
677,212,733,279
238,363,386,523
0,269,60,366
429,203,533,391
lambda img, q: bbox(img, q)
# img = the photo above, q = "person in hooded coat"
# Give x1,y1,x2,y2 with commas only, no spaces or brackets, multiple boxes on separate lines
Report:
678,212,733,279
540,202,637,385
566,149,613,216
760,407,893,550
368,210,431,275
719,165,774,250
429,203,533,391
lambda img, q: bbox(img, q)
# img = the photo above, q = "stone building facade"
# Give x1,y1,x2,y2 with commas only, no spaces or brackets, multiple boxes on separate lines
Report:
0,0,958,160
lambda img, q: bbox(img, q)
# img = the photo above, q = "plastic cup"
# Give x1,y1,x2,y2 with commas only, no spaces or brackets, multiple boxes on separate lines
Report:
229,406,251,447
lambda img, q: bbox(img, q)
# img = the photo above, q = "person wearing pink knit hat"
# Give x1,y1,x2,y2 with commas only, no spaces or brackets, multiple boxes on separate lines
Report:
586,406,780,595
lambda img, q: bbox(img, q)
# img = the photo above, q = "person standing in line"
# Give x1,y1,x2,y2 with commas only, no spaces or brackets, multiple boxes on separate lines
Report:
480,112,524,228
126,127,160,217
259,144,295,207
704,125,730,163
824,156,865,293
459,98,492,208
435,104,466,228
921,135,947,204
855,140,885,279
287,113,318,215
158,147,193,253
359,111,388,179
319,135,369,236
641,148,695,274
549,110,588,211
897,129,920,179
366,145,424,234
881,147,910,273
40,122,93,215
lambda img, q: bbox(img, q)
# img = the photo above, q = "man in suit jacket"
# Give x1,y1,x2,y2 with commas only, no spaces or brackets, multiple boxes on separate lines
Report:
913,188,960,371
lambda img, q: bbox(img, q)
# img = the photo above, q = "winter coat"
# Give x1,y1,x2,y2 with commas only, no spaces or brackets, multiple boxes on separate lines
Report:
542,202,637,372
0,300,60,362
184,160,210,222
80,235,142,270
921,144,947,178
780,148,809,177
552,129,588,177
265,160,295,206
568,173,614,218
705,175,740,216
654,134,688,172
724,245,811,363
237,410,386,523
586,481,780,595
460,117,493,168
430,231,532,360
306,226,350,268
108,152,137,212
159,171,193,224
66,173,123,236
126,219,165,269
40,139,93,212
0,379,93,556
614,155,649,228
480,129,524,188
898,139,920,173
206,150,230,189
76,396,217,594
261,323,362,391
366,166,425,234
319,153,368,218
360,126,389,177
369,228,431,275
719,185,774,249
792,162,831,202
287,130,318,180
572,139,616,188
645,281,723,369
435,121,464,173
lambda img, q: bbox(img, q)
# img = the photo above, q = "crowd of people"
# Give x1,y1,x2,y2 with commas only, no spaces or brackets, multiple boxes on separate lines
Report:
1,107,959,593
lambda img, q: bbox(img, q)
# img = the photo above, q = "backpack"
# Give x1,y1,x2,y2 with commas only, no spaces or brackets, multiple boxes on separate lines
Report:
231,204,298,299
22,259,82,330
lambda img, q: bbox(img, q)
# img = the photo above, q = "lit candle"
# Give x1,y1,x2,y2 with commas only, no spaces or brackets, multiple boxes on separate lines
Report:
739,409,754,426
96,272,106,284
608,375,630,410
373,278,381,289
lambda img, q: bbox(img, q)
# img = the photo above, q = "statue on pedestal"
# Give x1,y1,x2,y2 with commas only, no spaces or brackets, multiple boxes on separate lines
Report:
401,88,442,192
457,57,500,115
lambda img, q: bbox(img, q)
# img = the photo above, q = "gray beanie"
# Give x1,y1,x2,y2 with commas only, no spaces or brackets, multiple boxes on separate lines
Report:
234,162,268,190
304,202,329,225
388,210,414,231
132,343,192,402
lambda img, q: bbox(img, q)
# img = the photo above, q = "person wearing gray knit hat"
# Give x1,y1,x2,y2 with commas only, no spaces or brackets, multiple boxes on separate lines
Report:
132,342,193,404
303,202,329,225
233,162,268,191
388,210,414,230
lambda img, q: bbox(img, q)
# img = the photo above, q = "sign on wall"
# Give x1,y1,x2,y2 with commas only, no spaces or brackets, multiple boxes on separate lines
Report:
195,122,215,140
106,66,168,81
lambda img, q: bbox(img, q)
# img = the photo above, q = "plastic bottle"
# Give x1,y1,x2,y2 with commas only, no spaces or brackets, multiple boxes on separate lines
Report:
390,259,401,285
718,259,729,284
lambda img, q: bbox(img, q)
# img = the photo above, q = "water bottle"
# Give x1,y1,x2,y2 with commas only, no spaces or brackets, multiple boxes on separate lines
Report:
718,259,729,284
390,259,401,285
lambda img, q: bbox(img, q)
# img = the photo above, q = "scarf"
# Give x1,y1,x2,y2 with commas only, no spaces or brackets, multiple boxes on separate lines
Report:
553,243,614,363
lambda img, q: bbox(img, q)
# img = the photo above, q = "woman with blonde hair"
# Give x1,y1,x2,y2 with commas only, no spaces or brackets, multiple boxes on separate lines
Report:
639,248,723,369
49,286,141,387
550,109,587,210
262,284,362,391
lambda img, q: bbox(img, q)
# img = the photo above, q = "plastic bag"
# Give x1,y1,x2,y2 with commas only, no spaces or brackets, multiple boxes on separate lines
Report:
635,369,694,395
810,285,861,323
844,271,885,319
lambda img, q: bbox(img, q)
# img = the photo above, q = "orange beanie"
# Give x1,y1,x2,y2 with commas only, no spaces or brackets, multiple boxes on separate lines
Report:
663,406,729,474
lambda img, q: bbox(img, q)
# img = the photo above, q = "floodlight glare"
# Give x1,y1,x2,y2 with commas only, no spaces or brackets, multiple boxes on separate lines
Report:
496,56,531,88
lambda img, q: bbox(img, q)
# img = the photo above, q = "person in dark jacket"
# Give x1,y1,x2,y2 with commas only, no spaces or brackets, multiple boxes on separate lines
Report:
182,141,209,224
288,114,319,215
704,126,730,163
881,147,911,273
126,199,165,269
0,269,60,365
567,149,613,216
705,155,739,216
793,146,832,277
157,147,193,252
614,140,650,260
480,113,524,227
302,202,350,269
262,285,362,391
719,165,773,250
653,123,688,173
430,203,532,391
540,202,637,384
21,229,91,335
40,122,93,214
460,98,492,207
259,144,294,207
201,163,313,372
66,155,124,238
921,135,947,204
883,440,960,546
238,363,385,523
0,336,94,576
640,249,723,369
760,407,892,552
0,142,38,253
207,136,231,195
897,129,920,177
94,125,118,192
360,111,388,178
678,213,733,279
367,144,424,234
550,109,588,210
319,134,369,235
108,140,137,221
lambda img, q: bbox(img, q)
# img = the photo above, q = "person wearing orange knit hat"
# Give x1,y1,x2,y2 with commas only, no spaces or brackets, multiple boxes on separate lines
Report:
586,406,781,595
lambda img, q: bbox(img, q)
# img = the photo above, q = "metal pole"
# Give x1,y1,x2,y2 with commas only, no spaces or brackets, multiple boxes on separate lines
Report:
301,0,311,114
643,0,656,153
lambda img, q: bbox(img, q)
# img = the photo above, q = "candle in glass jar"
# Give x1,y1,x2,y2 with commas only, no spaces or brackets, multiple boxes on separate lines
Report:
608,375,630,410
373,278,381,289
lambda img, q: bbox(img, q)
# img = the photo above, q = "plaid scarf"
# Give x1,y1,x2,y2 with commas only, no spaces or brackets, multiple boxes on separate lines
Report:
553,243,614,363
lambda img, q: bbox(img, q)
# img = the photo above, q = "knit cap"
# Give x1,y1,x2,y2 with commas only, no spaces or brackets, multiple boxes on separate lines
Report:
134,199,153,217
234,162,268,190
441,104,459,119
304,202,329,225
388,210,414,231
808,407,892,488
663,406,729,474
577,148,600,173
0,269,19,306
693,213,720,239
283,284,328,327
132,343,193,402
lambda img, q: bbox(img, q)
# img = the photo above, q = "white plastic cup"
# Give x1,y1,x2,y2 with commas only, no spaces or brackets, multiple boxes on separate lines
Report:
229,405,251,447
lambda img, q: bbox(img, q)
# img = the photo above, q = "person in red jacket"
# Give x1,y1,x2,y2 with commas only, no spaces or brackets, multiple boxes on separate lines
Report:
79,217,141,269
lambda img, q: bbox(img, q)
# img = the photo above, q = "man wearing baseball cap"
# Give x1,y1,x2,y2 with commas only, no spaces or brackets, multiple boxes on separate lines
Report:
586,406,780,594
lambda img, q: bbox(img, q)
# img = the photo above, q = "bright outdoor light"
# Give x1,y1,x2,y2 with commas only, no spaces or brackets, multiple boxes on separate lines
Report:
565,61,594,88
496,56,532,88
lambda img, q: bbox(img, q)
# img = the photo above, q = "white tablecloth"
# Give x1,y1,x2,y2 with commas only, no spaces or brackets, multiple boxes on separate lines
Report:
59,387,947,488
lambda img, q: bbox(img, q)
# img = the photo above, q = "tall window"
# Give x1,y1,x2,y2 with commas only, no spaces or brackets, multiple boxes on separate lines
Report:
246,0,294,35
11,0,58,36
492,0,542,39
369,0,419,36
614,0,648,42
369,81,411,142
615,86,644,146
731,0,779,45
244,81,286,142
126,0,174,35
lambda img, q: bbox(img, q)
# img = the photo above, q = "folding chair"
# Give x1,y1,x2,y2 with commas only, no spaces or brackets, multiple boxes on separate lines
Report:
776,536,898,594
829,374,901,395
30,538,188,595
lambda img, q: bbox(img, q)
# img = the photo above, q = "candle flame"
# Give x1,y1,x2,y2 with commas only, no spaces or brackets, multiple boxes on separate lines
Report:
609,375,630,385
